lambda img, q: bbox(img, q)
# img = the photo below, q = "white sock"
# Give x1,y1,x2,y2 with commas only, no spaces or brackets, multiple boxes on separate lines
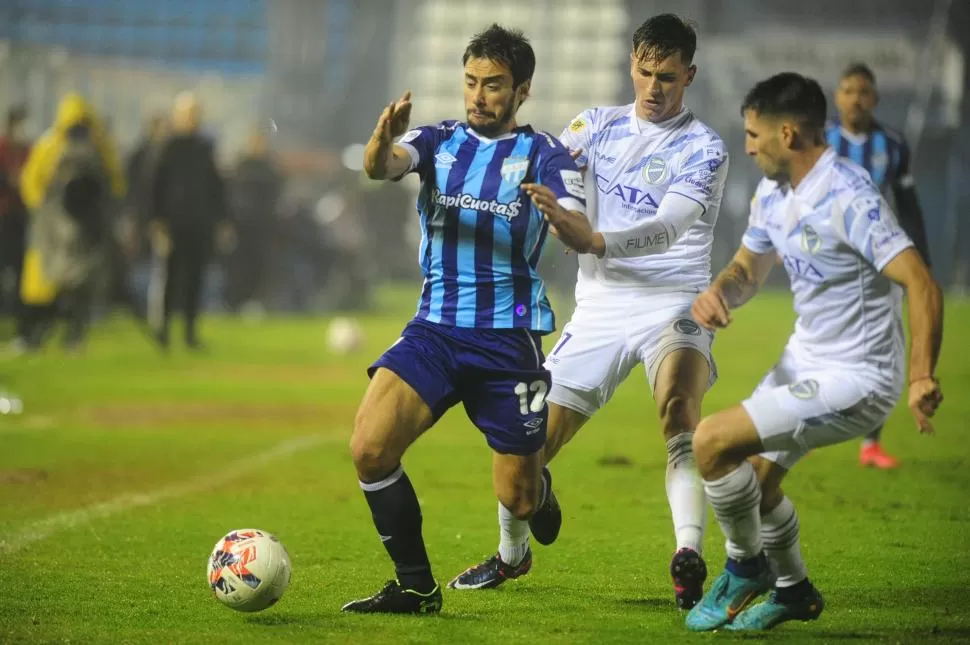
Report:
497,502,530,566
761,496,808,587
665,432,706,554
704,461,763,561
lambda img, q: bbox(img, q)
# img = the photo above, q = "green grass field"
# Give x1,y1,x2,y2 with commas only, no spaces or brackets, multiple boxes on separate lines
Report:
1,288,969,644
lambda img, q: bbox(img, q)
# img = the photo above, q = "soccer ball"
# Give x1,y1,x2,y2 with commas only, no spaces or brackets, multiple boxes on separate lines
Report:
326,317,364,354
207,529,291,612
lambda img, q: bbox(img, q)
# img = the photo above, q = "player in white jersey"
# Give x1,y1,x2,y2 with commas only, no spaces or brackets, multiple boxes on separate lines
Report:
449,14,729,610
685,73,943,632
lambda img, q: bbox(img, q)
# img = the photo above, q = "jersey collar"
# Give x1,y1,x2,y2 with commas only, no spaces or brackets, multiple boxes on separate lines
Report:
465,123,534,143
629,104,690,135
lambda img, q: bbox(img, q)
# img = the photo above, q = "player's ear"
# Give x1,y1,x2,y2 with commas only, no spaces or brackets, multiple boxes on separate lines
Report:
515,79,531,107
780,121,796,149
685,64,697,87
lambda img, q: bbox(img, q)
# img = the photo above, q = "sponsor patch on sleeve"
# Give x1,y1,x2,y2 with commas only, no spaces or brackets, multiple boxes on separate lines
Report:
559,169,584,199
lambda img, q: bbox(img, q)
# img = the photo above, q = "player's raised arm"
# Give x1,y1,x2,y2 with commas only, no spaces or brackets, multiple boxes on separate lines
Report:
523,182,592,253
522,136,591,253
363,91,416,180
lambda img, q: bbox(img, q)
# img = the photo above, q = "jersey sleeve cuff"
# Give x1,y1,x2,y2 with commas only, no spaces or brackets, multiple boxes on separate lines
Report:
741,236,774,255
397,142,420,174
874,240,915,272
557,196,585,215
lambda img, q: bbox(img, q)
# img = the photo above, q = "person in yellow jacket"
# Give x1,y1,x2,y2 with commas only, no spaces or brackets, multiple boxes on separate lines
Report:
15,93,125,351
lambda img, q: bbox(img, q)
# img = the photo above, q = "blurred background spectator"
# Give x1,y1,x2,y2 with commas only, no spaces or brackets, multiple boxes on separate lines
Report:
0,104,30,322
0,0,966,347
15,93,124,352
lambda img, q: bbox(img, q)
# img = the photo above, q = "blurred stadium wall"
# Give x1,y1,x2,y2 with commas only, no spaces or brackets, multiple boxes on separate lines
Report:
0,0,966,288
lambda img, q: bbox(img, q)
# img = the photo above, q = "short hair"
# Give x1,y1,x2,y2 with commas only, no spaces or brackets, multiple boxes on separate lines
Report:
462,24,536,89
741,72,827,134
841,62,876,86
632,14,697,64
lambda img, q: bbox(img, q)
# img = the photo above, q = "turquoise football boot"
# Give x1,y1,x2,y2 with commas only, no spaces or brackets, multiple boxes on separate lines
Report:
685,566,773,631
725,586,824,631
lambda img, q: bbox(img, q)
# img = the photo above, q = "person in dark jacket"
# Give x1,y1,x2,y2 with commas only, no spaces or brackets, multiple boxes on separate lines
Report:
150,92,231,350
225,128,282,311
123,115,167,261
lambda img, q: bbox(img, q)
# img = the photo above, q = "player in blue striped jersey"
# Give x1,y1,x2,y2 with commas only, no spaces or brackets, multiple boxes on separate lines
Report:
341,24,591,615
827,62,931,469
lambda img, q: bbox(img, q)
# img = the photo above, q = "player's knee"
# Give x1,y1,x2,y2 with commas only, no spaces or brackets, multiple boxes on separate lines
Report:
350,414,396,480
659,393,701,440
501,493,538,521
692,417,727,477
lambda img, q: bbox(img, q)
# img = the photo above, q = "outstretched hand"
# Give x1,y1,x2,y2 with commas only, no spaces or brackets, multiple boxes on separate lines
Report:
373,90,413,144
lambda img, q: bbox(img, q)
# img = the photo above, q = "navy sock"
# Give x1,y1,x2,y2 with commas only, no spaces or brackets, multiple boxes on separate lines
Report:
726,553,768,579
775,578,814,604
361,465,436,594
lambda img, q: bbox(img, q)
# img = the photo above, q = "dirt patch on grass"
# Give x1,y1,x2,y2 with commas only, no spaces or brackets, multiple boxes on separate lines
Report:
81,402,356,429
0,468,49,484
190,364,367,386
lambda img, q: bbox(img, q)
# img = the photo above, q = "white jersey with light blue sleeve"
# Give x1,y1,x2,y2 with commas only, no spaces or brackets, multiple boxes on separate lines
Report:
742,148,913,387
559,104,728,298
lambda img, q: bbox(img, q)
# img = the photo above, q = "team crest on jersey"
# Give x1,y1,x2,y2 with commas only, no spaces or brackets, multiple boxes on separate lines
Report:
642,156,668,184
788,379,819,400
800,225,822,255
501,156,530,185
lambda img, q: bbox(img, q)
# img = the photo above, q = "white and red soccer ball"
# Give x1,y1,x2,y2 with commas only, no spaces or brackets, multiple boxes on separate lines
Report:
207,529,291,612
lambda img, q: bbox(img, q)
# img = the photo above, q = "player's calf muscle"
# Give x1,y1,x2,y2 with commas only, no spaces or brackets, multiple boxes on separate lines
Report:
658,393,702,438
493,453,542,520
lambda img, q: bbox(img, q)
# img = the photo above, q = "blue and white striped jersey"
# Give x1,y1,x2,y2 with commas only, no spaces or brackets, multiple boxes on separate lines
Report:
397,121,585,333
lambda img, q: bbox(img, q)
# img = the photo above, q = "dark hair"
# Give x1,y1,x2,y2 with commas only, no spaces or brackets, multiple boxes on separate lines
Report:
741,72,827,134
462,24,535,88
632,14,697,64
840,62,876,86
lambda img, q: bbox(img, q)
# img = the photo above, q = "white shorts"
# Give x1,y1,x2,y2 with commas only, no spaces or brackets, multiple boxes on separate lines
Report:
743,345,898,470
545,292,716,417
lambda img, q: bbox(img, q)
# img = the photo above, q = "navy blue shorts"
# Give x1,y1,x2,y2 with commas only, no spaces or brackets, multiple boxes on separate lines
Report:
368,318,550,455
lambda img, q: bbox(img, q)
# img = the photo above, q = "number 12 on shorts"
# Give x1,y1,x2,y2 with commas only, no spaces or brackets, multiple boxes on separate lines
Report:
515,380,548,415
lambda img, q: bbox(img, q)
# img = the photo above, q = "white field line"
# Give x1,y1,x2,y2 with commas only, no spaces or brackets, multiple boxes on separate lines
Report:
0,435,325,556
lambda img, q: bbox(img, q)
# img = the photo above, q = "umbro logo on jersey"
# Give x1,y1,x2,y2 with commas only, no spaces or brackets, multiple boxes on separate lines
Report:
435,152,458,167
